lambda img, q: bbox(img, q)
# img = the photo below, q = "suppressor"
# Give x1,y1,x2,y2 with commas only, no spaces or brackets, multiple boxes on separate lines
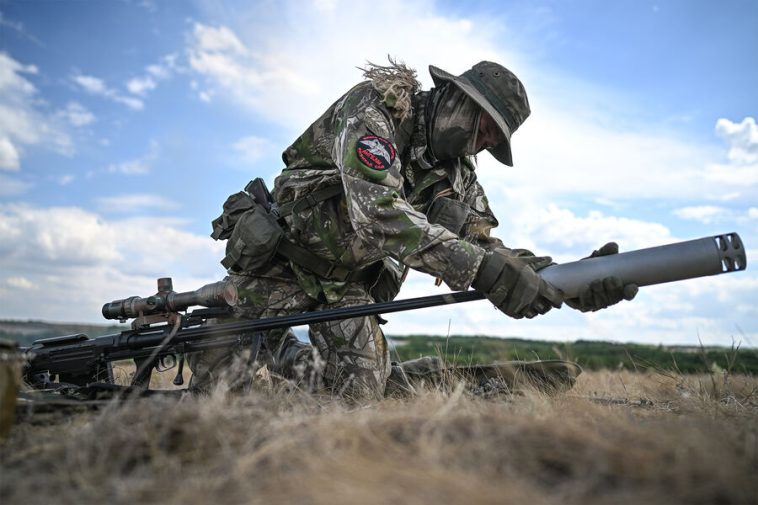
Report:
539,232,746,298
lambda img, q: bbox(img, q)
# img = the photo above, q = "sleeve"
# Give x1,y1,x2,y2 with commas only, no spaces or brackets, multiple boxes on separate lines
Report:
332,103,485,291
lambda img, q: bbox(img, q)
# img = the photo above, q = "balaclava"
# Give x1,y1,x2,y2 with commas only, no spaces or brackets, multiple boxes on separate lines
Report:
426,83,482,163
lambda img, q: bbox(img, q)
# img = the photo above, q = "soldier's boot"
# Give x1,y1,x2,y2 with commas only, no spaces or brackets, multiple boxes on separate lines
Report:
187,327,302,393
463,360,582,393
385,356,581,396
268,331,323,391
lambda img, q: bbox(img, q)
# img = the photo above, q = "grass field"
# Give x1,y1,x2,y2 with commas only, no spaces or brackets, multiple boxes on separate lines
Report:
2,367,756,505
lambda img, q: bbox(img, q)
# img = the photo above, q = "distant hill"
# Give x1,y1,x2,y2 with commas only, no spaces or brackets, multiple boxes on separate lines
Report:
2,320,756,374
0,320,127,347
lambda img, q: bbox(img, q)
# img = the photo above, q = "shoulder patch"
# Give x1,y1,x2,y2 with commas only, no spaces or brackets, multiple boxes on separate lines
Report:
356,135,396,171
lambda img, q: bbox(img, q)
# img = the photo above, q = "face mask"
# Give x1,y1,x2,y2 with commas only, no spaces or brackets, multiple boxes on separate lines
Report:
427,85,481,162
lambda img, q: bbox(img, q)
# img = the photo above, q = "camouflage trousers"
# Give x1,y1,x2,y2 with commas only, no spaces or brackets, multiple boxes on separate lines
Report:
187,263,582,399
187,262,392,400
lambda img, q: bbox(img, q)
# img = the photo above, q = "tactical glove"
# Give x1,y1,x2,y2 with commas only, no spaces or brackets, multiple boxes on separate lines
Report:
565,242,639,312
472,250,563,319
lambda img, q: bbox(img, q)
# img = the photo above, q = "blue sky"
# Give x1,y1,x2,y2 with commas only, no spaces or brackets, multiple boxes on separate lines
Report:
1,0,756,346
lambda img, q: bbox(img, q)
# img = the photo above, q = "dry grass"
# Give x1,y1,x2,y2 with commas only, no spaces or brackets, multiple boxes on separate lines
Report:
1,369,757,505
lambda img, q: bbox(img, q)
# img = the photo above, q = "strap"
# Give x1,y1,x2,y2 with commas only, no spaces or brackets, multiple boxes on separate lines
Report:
276,185,343,217
266,183,376,283
277,239,376,283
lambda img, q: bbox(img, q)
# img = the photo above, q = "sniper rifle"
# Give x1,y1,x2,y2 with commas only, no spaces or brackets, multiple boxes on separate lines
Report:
18,232,747,392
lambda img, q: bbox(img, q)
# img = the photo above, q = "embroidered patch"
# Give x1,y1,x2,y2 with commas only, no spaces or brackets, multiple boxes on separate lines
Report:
356,135,396,171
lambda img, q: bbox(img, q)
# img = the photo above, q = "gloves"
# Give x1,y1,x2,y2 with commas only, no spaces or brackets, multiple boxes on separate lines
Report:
472,250,563,319
565,242,639,312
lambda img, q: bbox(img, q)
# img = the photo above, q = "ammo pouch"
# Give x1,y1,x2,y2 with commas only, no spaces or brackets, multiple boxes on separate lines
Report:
369,258,406,303
212,179,379,282
211,189,283,273
426,197,469,236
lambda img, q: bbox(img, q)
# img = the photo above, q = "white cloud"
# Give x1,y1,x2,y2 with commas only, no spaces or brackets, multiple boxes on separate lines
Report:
673,205,732,225
0,204,120,263
73,74,107,94
73,73,144,110
97,193,179,213
126,75,157,96
191,24,246,55
532,207,672,259
0,136,20,170
187,23,314,113
125,53,180,95
146,60,173,79
117,95,144,110
59,101,95,127
0,11,43,46
476,110,718,203
702,117,758,192
232,135,269,164
58,174,75,185
313,0,339,10
182,4,756,209
5,276,34,290
0,204,225,322
108,159,151,175
0,52,72,169
704,161,758,187
716,117,758,165
106,141,159,175
185,2,508,128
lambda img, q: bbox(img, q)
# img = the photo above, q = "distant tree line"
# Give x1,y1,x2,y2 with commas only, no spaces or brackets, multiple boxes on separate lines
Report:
390,335,758,375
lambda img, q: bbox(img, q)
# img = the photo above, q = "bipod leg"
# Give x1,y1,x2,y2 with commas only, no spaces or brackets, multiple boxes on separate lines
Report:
247,332,263,367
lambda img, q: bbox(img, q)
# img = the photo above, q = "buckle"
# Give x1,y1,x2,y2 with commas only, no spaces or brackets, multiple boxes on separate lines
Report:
323,263,349,282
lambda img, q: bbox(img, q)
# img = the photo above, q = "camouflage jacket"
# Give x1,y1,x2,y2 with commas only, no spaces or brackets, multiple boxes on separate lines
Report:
274,82,505,302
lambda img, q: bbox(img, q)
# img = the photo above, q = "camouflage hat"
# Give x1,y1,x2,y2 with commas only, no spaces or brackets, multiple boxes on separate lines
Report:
428,61,530,166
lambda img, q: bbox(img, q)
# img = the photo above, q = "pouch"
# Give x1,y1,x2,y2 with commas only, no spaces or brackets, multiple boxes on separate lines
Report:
369,258,405,303
220,204,284,273
426,197,470,236
210,191,257,241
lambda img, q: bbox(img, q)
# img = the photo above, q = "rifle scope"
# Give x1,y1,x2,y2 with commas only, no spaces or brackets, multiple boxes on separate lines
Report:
101,277,237,320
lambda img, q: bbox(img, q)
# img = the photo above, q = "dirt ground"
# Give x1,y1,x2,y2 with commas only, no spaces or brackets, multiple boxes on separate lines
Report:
1,369,757,505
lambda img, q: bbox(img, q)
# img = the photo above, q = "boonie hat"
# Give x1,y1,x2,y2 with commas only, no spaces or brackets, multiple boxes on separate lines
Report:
428,61,530,166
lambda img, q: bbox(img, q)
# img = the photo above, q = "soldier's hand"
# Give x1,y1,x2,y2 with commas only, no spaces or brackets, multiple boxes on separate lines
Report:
472,250,562,319
565,242,639,312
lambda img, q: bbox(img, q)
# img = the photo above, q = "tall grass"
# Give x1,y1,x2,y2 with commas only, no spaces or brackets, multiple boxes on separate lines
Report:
2,369,757,505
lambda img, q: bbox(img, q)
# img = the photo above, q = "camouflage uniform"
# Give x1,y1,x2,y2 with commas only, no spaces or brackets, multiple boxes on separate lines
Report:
190,62,582,398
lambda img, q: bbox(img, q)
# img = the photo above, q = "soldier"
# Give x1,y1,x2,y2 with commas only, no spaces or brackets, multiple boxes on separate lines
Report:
189,59,636,399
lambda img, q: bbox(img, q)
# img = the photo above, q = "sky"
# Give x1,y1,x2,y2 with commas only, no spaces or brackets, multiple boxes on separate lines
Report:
0,0,756,347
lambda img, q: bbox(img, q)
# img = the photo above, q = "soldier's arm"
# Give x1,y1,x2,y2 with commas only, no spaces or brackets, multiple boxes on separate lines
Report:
332,104,485,291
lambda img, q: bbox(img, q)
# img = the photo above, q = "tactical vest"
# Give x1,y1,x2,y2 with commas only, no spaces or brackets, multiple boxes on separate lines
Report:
211,179,376,283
